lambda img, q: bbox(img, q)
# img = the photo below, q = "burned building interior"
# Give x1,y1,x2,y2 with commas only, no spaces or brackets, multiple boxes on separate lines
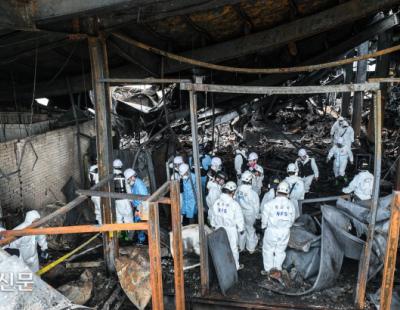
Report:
1,0,400,309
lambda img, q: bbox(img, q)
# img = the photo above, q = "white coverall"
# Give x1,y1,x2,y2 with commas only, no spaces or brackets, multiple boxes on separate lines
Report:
284,175,305,219
206,181,221,220
261,196,296,272
295,156,319,192
235,184,260,252
115,199,134,223
9,211,48,272
327,145,353,178
89,165,102,224
330,119,341,139
250,165,264,196
234,149,247,184
210,193,245,269
336,126,355,149
260,188,275,214
113,169,133,223
342,171,374,200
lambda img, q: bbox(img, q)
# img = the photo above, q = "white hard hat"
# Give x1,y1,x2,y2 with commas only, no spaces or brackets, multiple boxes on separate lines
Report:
248,152,258,161
338,116,344,121
178,163,190,176
298,149,307,157
25,210,41,224
254,165,264,174
124,168,137,180
113,159,123,168
337,137,344,144
173,156,184,165
287,163,297,173
277,181,290,195
241,170,253,183
211,157,222,167
223,181,237,192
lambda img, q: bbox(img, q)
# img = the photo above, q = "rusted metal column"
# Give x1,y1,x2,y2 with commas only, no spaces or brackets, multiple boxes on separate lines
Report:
355,90,382,308
170,180,185,310
148,202,164,310
352,42,369,138
189,77,210,295
367,30,392,143
341,63,353,118
379,191,400,310
88,35,117,273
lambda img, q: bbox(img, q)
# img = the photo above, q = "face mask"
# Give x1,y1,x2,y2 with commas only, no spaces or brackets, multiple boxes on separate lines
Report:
182,174,189,180
249,161,256,168
128,178,135,186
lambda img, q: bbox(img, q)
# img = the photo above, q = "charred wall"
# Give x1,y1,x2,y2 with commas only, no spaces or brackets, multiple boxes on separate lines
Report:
0,121,95,227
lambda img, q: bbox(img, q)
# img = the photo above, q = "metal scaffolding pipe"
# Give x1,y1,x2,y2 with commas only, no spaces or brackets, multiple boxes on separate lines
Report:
355,90,382,308
189,77,209,295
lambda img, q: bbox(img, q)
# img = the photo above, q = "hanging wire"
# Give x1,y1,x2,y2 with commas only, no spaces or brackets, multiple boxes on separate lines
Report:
28,42,39,136
46,42,78,86
81,42,88,110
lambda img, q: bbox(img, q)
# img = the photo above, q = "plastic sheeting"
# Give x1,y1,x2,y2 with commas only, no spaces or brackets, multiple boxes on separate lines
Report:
0,249,78,310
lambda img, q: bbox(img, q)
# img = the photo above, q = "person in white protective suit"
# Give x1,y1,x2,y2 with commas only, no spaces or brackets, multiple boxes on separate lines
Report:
284,163,305,219
247,152,264,195
342,159,373,201
261,182,296,276
88,162,102,224
327,137,354,183
206,171,227,220
330,116,344,142
337,120,355,149
235,171,260,254
295,149,319,193
9,211,48,272
170,156,184,181
210,181,245,270
261,176,280,214
113,159,133,224
234,141,248,184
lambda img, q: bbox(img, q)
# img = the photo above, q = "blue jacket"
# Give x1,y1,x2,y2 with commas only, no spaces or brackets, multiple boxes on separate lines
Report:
189,154,212,171
181,173,197,218
130,178,149,208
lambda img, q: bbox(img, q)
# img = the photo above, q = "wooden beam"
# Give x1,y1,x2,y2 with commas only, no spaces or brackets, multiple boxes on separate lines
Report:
0,223,148,236
355,91,383,308
213,13,398,105
88,34,117,273
76,189,171,204
34,0,154,22
379,191,400,310
148,202,164,310
180,82,380,95
0,1,34,30
170,181,185,310
0,175,113,246
162,0,400,73
2,11,397,101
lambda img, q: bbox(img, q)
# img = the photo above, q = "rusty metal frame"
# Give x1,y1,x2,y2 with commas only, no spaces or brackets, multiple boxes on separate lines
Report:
0,180,185,310
355,90,382,308
298,195,350,216
379,191,400,310
179,81,383,307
